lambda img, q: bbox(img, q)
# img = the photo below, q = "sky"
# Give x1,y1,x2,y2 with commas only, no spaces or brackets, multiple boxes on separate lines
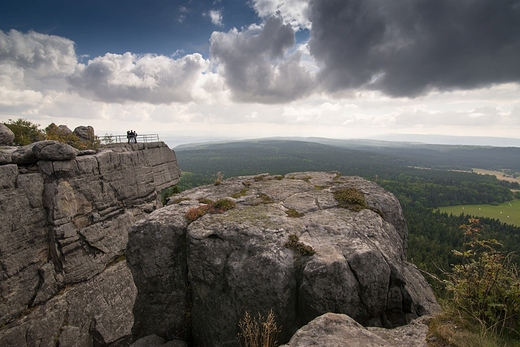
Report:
1,0,520,147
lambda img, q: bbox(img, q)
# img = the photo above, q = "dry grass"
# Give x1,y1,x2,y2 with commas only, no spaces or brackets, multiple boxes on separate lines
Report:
428,306,520,347
238,310,281,347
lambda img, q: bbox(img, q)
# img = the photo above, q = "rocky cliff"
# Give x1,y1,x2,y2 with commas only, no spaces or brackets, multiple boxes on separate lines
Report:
127,172,440,347
0,141,181,346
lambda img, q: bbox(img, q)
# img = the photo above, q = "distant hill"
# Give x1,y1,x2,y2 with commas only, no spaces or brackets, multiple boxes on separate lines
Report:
175,138,520,172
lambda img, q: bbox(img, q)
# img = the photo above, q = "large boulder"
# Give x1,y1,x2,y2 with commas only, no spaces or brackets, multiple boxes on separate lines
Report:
279,313,430,347
0,123,15,146
74,125,95,142
127,172,440,347
32,140,78,161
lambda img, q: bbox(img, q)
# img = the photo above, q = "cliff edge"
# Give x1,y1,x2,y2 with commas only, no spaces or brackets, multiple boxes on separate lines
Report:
0,141,181,346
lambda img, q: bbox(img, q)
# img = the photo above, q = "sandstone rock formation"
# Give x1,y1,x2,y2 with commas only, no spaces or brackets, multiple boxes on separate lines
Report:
74,125,95,143
279,312,430,347
0,123,15,145
0,141,181,347
127,172,440,347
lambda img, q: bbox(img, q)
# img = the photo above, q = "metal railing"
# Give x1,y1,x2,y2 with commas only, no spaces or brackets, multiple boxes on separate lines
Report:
100,134,160,145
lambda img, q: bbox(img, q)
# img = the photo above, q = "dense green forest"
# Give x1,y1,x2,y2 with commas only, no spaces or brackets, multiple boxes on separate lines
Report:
174,139,520,295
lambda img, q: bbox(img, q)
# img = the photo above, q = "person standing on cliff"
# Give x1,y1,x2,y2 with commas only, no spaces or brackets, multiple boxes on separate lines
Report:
127,130,131,143
133,130,138,143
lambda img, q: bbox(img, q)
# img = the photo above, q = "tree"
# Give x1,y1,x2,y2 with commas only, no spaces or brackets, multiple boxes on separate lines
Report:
4,118,45,145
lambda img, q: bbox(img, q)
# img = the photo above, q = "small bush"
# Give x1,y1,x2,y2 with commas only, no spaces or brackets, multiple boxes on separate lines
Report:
161,186,180,205
213,199,236,212
444,218,520,338
232,188,249,198
285,234,315,256
333,187,367,211
285,209,304,218
258,193,273,204
185,205,210,222
238,309,281,347
5,118,45,145
185,198,236,222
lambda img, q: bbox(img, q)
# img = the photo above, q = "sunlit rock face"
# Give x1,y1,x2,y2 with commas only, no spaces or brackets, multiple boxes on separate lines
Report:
0,141,181,347
127,171,440,347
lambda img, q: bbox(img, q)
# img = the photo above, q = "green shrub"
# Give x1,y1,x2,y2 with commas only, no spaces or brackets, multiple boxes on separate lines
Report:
333,187,367,211
4,118,45,145
213,199,236,212
232,188,249,198
284,234,315,256
444,218,520,338
161,186,180,205
285,209,304,218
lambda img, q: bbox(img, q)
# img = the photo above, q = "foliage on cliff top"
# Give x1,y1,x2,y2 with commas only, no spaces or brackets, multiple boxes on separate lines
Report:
333,187,367,211
4,118,99,150
429,218,520,346
4,118,45,145
185,198,237,222
284,234,315,256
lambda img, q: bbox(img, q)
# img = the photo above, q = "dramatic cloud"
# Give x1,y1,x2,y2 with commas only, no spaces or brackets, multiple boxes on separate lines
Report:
68,52,212,104
0,29,77,90
210,15,314,103
308,0,520,97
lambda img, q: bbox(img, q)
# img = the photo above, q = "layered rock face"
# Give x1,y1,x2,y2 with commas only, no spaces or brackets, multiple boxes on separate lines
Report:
127,172,440,347
0,141,181,346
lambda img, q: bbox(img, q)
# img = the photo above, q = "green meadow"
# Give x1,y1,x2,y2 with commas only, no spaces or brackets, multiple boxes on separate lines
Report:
438,199,520,227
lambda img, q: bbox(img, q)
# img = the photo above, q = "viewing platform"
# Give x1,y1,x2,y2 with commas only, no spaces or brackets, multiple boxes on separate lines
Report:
100,133,160,145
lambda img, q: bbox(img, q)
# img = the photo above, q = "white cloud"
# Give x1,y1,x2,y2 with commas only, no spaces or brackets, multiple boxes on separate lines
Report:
68,52,213,104
251,0,311,30
204,9,224,26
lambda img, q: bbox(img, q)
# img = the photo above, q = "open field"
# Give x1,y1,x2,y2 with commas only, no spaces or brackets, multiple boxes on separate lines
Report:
438,199,520,227
473,168,520,184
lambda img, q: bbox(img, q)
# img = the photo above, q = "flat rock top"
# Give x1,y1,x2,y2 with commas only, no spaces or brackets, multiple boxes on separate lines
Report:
172,171,407,245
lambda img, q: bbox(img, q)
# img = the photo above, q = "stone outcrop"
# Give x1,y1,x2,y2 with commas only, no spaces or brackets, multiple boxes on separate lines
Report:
0,141,181,346
279,313,431,347
74,125,95,143
0,123,15,145
127,172,440,347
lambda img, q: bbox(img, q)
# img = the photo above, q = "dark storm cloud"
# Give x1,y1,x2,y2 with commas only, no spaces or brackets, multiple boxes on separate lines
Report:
308,0,520,97
210,15,314,103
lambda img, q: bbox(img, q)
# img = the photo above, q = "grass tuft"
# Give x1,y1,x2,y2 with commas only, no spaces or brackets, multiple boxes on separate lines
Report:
333,187,367,211
284,234,315,256
238,309,281,347
285,209,304,218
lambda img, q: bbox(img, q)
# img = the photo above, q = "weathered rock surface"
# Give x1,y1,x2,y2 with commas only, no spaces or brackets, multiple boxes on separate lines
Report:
127,172,440,347
32,140,78,161
74,125,95,142
279,313,430,347
0,141,181,346
0,123,15,145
